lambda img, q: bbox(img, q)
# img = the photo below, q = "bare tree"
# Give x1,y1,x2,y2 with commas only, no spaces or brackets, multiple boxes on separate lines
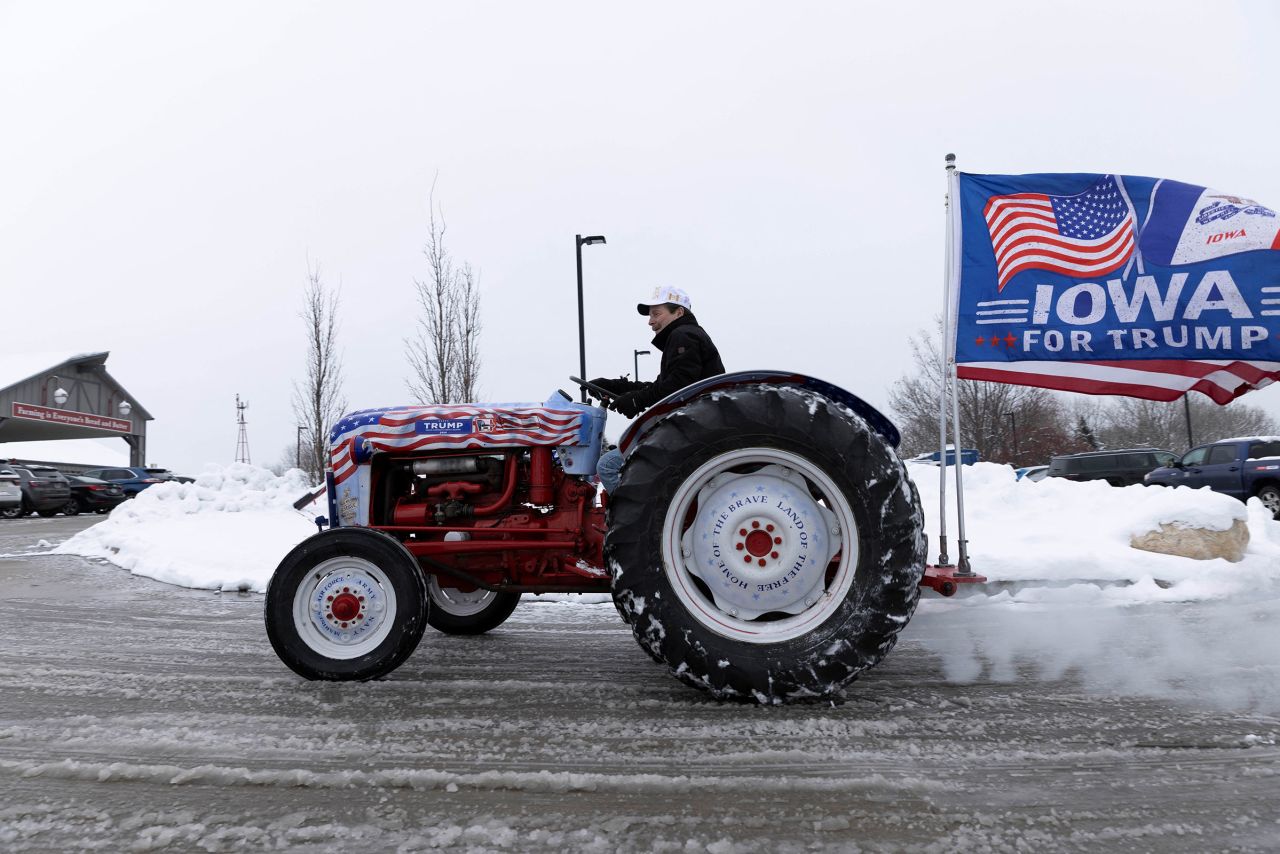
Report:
1090,395,1277,454
406,186,483,404
889,322,1076,465
452,263,482,401
291,262,346,483
890,320,1279,465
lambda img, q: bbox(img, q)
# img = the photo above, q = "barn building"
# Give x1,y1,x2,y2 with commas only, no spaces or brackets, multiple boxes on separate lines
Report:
0,352,152,471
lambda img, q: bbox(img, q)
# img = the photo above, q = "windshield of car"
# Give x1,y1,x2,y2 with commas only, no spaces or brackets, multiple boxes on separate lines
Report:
1182,447,1209,466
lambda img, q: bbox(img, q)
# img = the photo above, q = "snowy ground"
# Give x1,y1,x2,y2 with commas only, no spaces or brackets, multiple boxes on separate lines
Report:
2,516,1278,851
1,465,1278,849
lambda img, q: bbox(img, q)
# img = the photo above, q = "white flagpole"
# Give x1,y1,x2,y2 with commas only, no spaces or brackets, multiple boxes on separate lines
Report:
945,156,974,576
934,153,956,567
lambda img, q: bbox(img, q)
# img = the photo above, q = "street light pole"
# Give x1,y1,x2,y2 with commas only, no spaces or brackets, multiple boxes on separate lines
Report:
1183,395,1195,449
296,425,305,470
1006,412,1019,461
575,234,607,402
633,349,651,381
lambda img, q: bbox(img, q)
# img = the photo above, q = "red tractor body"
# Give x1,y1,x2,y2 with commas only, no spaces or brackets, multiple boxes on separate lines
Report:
324,393,612,594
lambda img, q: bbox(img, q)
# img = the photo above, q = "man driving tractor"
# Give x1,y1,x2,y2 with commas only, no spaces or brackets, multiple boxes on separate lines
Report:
590,285,725,492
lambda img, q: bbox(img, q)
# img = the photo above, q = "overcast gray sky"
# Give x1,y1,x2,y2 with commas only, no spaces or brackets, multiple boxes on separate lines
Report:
3,1,1279,473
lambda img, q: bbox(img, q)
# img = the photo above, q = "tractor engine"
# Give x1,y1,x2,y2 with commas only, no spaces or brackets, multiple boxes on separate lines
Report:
369,447,608,592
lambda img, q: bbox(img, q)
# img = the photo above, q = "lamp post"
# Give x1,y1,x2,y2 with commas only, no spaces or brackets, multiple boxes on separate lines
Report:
1183,395,1195,449
633,349,651,381
1006,412,1019,461
575,234,607,402
297,425,306,470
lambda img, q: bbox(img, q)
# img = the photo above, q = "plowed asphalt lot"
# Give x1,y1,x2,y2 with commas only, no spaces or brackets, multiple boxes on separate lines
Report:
1,515,1277,852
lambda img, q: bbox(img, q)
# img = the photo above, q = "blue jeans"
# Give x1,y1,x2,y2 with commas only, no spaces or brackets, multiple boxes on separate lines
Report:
597,448,624,494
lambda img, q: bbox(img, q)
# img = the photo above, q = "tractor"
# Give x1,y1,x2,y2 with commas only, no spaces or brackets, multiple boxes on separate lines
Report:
265,371,970,702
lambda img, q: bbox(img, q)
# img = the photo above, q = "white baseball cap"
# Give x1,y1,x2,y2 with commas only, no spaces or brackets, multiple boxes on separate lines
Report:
636,285,692,315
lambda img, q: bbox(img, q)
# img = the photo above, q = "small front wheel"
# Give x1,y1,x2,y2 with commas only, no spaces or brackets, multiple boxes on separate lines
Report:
426,577,521,635
265,528,429,681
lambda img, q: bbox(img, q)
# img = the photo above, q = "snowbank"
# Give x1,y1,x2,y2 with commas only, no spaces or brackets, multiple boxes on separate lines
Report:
909,461,1280,602
48,459,1280,604
53,464,319,592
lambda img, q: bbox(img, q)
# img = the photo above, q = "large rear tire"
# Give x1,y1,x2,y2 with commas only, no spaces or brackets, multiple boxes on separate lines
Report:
607,384,925,703
265,528,429,681
425,578,521,635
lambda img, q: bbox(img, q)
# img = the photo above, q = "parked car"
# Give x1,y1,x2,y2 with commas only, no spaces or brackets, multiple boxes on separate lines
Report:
0,467,22,510
146,468,194,484
1047,448,1177,487
62,475,128,516
1015,465,1049,482
1,465,73,518
79,466,176,497
1144,437,1280,518
908,448,980,466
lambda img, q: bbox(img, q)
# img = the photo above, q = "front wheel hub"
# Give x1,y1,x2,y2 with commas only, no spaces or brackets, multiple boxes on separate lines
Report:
306,568,388,646
682,465,840,620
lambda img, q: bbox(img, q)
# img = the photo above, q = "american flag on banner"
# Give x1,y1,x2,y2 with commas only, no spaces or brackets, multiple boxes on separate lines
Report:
953,171,1280,404
955,359,1280,404
984,174,1135,290
328,404,584,486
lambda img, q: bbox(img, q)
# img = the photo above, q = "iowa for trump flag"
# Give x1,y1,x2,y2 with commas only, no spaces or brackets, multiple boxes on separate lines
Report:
952,172,1280,404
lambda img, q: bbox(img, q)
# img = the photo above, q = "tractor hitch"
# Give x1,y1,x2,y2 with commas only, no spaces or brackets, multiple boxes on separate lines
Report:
921,564,987,597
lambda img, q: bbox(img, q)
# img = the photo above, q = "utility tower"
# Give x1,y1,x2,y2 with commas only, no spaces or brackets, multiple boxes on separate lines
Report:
234,394,251,464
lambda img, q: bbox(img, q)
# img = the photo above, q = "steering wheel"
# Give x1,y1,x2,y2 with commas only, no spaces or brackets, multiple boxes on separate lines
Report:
569,376,618,408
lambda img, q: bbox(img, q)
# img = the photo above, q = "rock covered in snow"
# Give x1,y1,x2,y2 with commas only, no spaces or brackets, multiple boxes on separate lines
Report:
1130,518,1249,562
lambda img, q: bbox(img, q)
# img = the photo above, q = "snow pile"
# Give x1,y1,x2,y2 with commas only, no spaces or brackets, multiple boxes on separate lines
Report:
53,464,319,592
47,459,1280,601
909,461,1280,599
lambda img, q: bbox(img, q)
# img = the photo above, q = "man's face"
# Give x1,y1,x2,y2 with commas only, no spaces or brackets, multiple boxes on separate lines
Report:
647,304,683,334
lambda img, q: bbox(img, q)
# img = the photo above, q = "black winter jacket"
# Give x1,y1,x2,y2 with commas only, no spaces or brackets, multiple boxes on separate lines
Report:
618,312,725,411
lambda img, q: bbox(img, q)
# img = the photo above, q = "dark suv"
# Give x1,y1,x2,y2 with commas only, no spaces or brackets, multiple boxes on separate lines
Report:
1048,448,1177,487
1,465,73,517
80,466,175,497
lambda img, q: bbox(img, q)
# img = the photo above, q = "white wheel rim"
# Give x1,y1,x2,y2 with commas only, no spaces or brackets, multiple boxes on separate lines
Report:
291,556,398,660
661,448,859,644
1262,490,1280,514
427,576,500,617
